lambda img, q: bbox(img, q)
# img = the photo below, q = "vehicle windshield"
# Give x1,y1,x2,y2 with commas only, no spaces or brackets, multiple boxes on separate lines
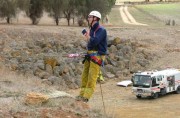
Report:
132,75,152,87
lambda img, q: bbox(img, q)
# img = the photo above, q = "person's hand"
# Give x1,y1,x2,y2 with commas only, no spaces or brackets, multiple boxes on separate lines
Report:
84,31,90,41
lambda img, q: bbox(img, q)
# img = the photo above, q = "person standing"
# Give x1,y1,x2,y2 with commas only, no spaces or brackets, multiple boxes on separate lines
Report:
76,11,107,102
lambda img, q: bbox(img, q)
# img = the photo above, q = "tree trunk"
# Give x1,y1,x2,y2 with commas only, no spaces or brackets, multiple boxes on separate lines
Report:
30,14,35,25
67,19,70,26
55,17,59,25
73,18,74,25
6,17,10,24
32,19,36,25
32,18,38,25
64,11,71,26
67,14,71,26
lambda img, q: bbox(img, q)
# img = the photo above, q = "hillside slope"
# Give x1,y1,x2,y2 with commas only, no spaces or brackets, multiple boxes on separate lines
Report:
0,2,180,117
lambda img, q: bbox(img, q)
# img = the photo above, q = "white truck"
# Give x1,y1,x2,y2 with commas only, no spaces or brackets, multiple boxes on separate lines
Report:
131,68,180,99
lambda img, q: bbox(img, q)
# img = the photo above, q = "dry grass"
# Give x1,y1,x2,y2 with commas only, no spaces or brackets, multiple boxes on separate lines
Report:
0,67,48,111
0,67,102,117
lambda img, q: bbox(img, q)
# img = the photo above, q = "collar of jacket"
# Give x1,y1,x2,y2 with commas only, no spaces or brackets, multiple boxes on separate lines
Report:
91,22,99,31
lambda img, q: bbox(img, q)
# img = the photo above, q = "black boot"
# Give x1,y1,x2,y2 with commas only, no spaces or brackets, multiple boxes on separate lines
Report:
75,96,83,101
82,97,89,103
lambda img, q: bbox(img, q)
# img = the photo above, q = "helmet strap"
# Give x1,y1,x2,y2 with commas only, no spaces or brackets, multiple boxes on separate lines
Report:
89,16,96,29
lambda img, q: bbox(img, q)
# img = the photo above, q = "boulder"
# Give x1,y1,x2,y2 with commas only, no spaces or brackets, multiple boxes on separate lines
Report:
112,37,121,45
24,92,49,105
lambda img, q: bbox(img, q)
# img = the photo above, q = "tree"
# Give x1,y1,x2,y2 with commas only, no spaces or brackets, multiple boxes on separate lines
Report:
63,0,77,26
26,0,44,25
16,0,30,11
0,0,17,24
107,0,116,12
75,0,88,26
44,0,64,25
0,0,115,25
78,0,115,20
76,0,89,19
83,0,115,22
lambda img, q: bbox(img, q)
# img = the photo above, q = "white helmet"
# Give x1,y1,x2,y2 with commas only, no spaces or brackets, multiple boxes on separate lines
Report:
89,11,101,19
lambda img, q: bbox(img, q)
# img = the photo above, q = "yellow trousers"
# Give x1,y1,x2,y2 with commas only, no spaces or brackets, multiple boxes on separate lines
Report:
97,71,104,81
80,58,100,99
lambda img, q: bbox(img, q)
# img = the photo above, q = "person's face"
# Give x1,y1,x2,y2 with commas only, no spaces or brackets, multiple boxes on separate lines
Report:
88,15,94,23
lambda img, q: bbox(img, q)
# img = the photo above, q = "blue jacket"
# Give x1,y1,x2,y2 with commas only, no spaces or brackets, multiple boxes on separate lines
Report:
87,22,107,55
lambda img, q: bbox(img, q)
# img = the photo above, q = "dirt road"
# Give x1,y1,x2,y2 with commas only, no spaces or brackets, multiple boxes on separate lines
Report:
120,6,148,26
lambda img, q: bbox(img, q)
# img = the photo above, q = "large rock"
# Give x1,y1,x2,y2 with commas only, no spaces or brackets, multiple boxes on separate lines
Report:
112,37,121,45
44,57,59,69
24,92,49,105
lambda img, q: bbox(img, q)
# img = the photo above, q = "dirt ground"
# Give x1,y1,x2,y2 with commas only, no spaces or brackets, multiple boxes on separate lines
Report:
88,80,180,118
0,23,180,117
68,26,180,118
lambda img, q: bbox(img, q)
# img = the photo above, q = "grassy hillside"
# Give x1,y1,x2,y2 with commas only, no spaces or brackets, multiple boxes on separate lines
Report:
108,7,125,26
133,3,180,25
108,5,163,26
115,0,160,3
128,6,164,26
109,3,180,26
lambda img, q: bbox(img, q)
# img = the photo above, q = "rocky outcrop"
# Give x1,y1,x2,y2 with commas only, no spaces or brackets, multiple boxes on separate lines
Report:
0,28,156,89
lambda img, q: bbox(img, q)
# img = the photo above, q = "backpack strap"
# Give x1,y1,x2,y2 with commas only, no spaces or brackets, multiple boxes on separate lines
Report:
94,25,100,37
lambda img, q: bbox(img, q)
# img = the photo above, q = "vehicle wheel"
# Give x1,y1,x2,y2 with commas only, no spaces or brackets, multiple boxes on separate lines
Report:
136,95,142,99
176,86,180,94
151,93,158,99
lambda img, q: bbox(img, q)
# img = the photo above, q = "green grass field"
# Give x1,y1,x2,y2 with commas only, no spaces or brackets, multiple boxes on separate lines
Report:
133,3,180,25
108,7,124,26
109,3,180,27
128,6,164,26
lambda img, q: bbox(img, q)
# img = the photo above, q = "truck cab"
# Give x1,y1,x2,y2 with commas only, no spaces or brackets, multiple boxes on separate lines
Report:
132,73,161,98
